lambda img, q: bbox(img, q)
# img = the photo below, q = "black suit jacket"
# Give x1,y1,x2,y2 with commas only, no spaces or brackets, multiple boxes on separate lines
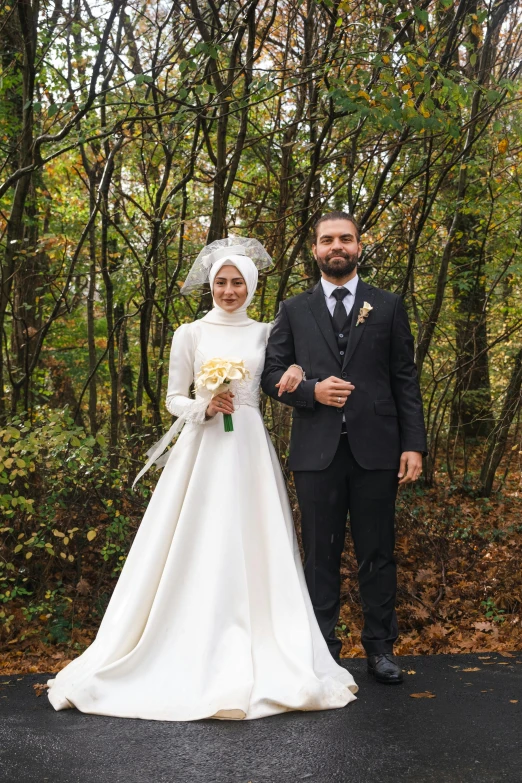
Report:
261,279,427,471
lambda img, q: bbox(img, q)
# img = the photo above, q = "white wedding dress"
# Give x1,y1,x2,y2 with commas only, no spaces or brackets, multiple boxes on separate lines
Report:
47,317,358,721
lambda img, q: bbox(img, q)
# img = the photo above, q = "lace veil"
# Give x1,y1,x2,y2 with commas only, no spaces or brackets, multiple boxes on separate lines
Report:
180,236,272,294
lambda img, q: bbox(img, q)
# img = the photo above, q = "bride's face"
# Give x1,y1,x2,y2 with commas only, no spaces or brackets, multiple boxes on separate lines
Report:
213,265,248,312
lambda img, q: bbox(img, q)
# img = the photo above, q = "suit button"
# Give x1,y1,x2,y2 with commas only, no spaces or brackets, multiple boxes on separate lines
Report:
341,372,347,378
340,351,344,356
339,333,344,338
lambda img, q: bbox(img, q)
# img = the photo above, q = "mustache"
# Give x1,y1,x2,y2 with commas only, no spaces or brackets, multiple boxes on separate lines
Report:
324,250,353,262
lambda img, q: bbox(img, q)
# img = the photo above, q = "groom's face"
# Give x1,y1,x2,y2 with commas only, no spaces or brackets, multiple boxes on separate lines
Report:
312,219,361,280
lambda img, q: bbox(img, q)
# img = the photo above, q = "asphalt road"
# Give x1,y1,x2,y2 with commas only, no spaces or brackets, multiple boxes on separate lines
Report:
1,652,520,783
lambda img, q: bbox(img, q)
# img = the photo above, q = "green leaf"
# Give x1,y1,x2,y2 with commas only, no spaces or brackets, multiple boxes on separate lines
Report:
487,89,502,102
48,104,58,117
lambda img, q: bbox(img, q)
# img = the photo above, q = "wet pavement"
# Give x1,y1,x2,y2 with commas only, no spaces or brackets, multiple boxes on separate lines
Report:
0,652,520,783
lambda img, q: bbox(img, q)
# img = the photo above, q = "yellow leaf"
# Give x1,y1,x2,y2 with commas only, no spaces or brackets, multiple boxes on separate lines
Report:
498,139,508,154
60,552,66,559
407,670,416,675
510,700,518,704
14,544,23,553
382,55,390,64
63,536,69,545
87,530,97,542
462,667,481,672
25,551,32,560
53,529,65,538
68,554,74,563
410,692,436,699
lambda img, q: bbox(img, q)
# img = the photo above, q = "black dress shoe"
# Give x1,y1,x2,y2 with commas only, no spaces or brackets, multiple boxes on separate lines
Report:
367,653,403,684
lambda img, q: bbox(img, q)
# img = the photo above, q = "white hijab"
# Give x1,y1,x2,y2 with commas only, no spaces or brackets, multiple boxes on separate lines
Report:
201,251,259,327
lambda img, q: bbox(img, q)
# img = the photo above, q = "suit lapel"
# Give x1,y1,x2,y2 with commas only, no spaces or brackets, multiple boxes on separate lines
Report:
342,280,375,370
307,283,341,366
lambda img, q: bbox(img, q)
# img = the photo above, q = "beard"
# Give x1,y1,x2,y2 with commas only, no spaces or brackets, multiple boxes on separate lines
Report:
316,249,359,280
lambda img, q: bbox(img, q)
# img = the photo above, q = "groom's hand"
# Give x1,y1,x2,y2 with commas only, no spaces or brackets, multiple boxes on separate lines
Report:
314,377,355,407
398,451,423,484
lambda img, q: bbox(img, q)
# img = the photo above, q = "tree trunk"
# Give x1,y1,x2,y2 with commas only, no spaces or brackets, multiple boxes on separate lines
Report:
451,213,493,437
479,347,522,496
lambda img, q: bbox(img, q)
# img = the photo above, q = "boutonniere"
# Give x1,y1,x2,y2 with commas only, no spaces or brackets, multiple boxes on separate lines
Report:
356,301,373,327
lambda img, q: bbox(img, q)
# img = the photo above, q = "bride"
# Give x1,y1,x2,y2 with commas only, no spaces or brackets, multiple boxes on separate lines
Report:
46,237,358,721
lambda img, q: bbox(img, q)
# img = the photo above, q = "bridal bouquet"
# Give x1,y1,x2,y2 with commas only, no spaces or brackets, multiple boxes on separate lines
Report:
195,358,249,432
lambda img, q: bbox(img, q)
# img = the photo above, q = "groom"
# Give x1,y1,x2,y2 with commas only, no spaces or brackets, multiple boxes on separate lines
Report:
261,212,427,684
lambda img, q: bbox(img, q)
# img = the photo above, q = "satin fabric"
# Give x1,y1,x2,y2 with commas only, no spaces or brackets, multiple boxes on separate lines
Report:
47,318,358,721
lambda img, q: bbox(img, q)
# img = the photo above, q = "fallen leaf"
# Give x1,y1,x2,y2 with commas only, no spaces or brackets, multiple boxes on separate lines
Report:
407,670,416,675
500,652,514,658
473,622,494,632
76,578,91,596
478,656,491,660
410,692,436,699
33,683,48,697
462,667,481,672
509,700,518,704
497,662,510,666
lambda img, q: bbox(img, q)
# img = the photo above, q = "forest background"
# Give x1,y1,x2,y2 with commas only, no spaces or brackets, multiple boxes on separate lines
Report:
1,0,522,674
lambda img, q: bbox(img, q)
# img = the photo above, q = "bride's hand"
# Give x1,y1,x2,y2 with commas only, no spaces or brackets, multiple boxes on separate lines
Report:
276,365,304,397
206,390,235,418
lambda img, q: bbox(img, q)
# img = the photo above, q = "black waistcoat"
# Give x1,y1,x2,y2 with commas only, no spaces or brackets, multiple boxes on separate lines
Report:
329,306,355,361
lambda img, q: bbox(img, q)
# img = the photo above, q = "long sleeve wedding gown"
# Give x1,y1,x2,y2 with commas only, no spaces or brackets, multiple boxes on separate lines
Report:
47,317,358,721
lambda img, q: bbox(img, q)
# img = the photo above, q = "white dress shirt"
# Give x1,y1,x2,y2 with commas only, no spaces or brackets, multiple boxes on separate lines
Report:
321,275,359,318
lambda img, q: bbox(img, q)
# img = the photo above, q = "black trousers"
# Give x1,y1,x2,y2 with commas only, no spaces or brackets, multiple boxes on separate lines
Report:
293,433,399,657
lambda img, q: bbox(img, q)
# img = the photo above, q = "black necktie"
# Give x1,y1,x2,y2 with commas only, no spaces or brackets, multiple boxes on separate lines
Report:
331,288,350,334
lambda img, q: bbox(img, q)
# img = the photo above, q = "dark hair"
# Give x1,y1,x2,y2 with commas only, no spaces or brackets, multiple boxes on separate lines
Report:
312,211,360,242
